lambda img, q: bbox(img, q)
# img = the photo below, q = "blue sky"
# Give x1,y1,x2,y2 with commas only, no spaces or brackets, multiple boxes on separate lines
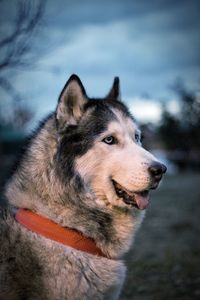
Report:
1,0,200,127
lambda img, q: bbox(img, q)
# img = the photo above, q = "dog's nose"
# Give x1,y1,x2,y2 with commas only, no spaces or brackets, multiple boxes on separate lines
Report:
148,162,167,177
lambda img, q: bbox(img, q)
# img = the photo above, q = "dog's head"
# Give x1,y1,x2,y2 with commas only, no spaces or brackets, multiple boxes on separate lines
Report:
55,75,166,210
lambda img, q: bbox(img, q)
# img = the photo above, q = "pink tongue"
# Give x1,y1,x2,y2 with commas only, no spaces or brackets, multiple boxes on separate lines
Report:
134,192,150,210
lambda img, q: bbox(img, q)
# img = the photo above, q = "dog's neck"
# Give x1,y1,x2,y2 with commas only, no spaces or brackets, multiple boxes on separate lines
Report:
11,207,107,258
6,182,144,259
8,198,143,259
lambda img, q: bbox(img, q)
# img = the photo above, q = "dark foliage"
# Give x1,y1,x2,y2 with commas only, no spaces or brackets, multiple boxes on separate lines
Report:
158,82,200,152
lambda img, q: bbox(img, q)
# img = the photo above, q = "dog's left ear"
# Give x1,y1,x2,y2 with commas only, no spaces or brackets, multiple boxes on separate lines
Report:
107,77,121,100
56,74,87,130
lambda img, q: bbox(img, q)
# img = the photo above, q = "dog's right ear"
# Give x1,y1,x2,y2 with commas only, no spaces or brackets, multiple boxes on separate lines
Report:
56,74,87,130
107,77,121,100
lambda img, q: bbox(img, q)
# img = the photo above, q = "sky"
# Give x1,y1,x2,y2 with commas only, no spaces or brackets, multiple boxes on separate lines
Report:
0,0,200,128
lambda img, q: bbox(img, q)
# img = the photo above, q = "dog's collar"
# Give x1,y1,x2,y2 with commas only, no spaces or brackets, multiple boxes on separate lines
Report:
12,208,107,258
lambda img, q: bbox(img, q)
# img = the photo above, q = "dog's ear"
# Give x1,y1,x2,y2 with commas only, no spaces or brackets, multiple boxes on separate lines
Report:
107,77,121,100
56,74,87,130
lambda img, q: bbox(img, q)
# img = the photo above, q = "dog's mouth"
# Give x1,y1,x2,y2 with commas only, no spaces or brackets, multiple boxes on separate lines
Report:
112,180,150,210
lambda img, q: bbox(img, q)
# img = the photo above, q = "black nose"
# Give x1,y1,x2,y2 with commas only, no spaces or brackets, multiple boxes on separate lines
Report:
148,162,167,177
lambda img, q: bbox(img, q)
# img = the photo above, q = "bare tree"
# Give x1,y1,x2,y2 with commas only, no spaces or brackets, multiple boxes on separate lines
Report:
0,0,46,128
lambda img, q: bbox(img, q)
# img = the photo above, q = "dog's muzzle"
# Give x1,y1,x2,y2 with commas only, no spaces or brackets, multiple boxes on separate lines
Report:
112,161,167,210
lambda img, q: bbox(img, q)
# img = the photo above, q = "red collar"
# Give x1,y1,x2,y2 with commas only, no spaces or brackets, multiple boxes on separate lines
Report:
14,208,106,258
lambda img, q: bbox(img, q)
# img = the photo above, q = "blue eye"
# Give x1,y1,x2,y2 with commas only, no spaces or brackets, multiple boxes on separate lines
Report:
102,136,116,145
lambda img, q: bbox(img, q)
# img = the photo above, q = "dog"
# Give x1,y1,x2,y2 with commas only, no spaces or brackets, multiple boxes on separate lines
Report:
0,74,166,300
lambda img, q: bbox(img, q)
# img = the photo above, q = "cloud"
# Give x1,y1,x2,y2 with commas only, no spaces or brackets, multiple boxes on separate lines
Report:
129,96,181,124
129,97,162,123
40,10,200,98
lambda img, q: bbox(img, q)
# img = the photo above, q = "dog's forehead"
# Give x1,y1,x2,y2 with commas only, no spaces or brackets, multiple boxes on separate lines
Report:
80,101,139,140
110,108,139,135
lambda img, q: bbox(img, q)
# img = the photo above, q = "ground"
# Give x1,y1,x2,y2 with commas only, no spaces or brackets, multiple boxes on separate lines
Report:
121,172,200,300
0,159,200,300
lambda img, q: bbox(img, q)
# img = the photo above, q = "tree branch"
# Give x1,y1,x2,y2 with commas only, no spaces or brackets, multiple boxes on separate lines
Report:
0,0,46,71
0,76,22,103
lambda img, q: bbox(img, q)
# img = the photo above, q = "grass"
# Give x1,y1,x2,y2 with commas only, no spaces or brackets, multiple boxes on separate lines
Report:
121,172,200,300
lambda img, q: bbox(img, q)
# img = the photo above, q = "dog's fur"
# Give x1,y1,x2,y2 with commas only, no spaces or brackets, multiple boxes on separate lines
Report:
0,75,165,300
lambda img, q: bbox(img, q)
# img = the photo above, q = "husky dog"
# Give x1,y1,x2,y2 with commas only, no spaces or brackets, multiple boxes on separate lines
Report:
0,75,166,300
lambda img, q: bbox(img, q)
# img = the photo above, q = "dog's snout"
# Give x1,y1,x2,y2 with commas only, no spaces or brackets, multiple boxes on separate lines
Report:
148,162,167,177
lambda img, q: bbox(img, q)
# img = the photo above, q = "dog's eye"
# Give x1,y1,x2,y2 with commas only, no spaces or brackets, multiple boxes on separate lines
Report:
102,136,116,145
135,133,140,143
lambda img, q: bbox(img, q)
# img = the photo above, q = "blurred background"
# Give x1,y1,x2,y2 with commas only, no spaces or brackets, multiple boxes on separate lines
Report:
0,0,200,299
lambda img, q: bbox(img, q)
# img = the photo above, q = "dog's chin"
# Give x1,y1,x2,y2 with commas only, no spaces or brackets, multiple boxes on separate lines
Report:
112,180,150,210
